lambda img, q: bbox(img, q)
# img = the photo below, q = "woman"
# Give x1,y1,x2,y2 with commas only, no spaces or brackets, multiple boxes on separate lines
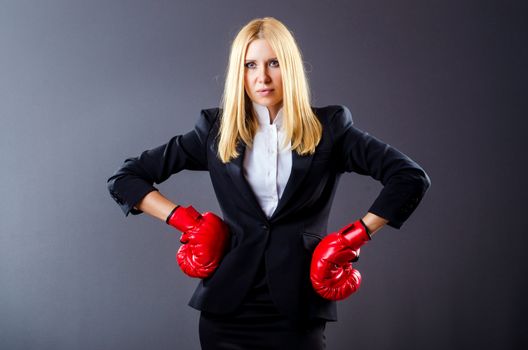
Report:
107,17,431,349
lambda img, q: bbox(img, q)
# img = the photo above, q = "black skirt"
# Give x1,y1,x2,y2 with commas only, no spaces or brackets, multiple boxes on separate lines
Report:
198,259,327,350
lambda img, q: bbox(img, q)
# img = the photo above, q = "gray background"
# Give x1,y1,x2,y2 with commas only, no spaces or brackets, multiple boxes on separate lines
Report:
1,0,526,349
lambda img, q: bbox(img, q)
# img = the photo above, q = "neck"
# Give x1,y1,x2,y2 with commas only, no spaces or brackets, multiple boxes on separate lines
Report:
267,104,282,124
252,101,283,125
268,109,277,123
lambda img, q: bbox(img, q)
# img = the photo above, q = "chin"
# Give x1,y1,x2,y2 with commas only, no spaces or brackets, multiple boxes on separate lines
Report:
255,98,281,107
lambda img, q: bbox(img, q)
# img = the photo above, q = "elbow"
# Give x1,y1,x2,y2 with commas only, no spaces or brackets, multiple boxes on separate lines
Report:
399,166,431,198
106,176,115,195
420,170,431,193
107,175,124,206
106,175,117,197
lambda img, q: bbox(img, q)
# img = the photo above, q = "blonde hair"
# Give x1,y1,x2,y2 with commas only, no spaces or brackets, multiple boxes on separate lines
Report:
217,17,322,163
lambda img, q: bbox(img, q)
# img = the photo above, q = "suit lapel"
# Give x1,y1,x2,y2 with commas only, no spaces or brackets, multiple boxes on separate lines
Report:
226,142,269,222
270,150,314,222
226,141,315,223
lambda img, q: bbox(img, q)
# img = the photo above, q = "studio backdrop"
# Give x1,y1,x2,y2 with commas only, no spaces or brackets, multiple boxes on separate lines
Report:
1,1,526,349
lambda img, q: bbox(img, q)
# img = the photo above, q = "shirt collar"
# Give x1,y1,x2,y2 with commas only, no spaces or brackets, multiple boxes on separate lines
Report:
252,102,284,128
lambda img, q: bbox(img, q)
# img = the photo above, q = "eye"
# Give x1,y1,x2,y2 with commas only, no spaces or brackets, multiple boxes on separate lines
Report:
244,62,256,69
269,59,280,67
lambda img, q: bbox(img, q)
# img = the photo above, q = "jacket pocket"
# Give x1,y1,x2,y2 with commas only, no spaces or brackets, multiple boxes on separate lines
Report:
229,232,239,250
302,232,323,252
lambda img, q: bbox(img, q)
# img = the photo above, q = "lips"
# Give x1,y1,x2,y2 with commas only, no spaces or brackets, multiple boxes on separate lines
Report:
256,88,274,96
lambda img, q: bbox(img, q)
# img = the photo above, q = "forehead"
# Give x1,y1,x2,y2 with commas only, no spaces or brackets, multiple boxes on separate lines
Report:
245,39,277,60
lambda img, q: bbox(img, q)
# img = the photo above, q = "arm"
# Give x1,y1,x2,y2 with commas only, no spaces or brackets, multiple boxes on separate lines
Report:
331,105,431,229
310,107,430,300
361,212,389,237
134,190,177,222
107,109,229,278
107,109,217,217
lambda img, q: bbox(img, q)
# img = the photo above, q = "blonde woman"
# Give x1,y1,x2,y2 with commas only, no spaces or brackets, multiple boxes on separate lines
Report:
107,17,430,349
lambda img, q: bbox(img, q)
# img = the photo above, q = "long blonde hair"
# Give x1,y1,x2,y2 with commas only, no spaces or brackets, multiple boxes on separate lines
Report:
217,17,322,163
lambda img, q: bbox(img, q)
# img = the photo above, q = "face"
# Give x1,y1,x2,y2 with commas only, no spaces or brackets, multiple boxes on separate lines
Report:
244,39,283,116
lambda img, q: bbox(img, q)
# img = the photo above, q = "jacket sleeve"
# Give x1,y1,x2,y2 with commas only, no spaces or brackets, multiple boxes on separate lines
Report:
107,109,218,217
331,105,431,229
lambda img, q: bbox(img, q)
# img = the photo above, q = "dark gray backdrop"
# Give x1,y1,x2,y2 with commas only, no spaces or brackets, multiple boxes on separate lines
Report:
1,1,526,349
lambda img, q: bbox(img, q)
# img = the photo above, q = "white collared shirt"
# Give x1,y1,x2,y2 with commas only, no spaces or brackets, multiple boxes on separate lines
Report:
243,102,293,219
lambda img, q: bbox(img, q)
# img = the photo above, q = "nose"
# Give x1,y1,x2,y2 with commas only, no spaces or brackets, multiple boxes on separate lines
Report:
256,66,271,83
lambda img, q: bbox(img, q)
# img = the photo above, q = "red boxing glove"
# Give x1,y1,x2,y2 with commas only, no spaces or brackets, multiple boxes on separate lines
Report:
166,205,230,279
310,219,371,301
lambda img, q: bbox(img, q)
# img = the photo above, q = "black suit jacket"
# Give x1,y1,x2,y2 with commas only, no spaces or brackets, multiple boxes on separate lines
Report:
107,105,431,321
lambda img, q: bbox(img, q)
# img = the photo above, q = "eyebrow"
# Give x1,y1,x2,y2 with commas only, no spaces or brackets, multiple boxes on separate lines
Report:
244,57,278,62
